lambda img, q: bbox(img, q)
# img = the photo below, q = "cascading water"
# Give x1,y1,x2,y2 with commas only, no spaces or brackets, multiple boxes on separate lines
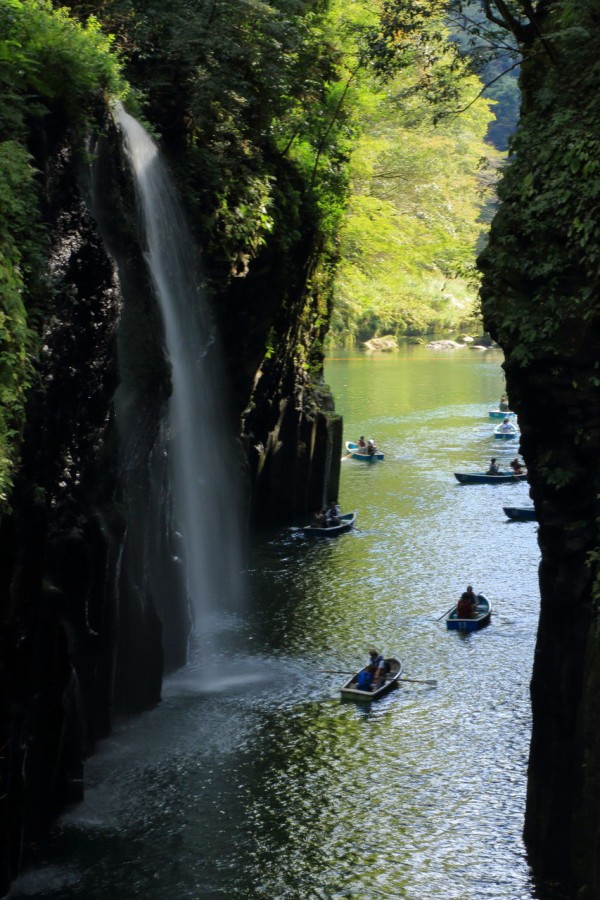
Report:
115,103,244,677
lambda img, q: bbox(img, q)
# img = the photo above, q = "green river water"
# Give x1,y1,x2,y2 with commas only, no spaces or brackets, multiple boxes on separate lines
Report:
14,346,542,900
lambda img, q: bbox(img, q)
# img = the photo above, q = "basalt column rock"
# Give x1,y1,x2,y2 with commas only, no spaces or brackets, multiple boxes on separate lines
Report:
0,134,125,885
220,186,344,526
238,302,344,523
478,5,600,889
493,357,600,897
0,109,169,890
245,368,343,525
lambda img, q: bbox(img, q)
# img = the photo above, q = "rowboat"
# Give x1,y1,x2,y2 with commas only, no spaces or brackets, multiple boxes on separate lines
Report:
503,506,536,521
303,511,356,536
454,472,528,484
494,423,518,439
488,409,516,419
446,594,491,631
340,657,403,700
345,441,384,461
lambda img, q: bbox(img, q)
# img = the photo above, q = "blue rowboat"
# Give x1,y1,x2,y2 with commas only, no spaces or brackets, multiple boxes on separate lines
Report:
446,594,491,631
303,511,356,537
340,657,403,701
345,441,384,461
494,423,519,439
454,472,528,484
504,506,536,521
488,408,516,419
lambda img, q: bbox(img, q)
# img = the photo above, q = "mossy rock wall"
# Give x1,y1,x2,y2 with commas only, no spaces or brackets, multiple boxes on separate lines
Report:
0,108,163,888
479,4,600,894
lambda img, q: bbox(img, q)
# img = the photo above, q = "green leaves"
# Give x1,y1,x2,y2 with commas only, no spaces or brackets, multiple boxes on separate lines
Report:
0,140,41,503
479,10,600,364
0,1,130,507
0,1,128,125
331,58,499,345
0,247,36,505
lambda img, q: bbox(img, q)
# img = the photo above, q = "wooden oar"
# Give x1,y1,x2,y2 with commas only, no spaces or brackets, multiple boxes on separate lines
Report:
436,604,456,621
320,669,361,674
319,670,437,687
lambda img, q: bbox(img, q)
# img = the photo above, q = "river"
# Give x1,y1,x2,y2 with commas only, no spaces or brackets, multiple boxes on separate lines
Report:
12,346,541,899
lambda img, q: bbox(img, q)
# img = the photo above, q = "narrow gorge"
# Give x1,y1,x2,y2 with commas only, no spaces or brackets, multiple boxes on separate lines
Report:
2,1,600,898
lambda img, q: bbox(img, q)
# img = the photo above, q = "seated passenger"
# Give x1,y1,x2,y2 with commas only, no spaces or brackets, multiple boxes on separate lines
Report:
368,648,389,686
486,457,501,475
356,665,375,691
357,435,367,452
498,417,516,432
326,500,341,526
313,508,328,527
457,585,477,618
510,458,525,474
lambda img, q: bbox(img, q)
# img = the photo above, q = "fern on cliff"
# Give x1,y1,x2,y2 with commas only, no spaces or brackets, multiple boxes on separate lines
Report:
0,0,130,506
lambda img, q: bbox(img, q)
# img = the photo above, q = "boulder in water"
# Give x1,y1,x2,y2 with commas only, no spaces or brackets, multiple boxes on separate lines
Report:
425,339,462,350
364,336,398,352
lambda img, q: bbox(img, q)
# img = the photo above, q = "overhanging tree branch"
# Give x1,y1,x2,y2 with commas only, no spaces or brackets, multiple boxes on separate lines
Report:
442,53,544,119
480,0,559,64
309,62,362,190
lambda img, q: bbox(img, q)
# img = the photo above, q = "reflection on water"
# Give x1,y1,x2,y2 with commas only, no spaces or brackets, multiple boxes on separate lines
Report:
13,347,542,899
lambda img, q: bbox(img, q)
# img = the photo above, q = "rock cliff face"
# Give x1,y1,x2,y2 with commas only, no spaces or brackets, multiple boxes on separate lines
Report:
0,102,341,891
479,3,600,893
0,108,164,890
231,248,343,523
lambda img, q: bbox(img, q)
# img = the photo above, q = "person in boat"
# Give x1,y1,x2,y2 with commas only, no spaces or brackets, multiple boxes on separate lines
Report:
510,458,525,474
368,648,389,686
498,417,516,433
313,508,328,527
457,586,478,618
326,500,341,526
356,665,375,691
357,435,367,453
486,457,501,475
499,395,510,412
367,439,377,456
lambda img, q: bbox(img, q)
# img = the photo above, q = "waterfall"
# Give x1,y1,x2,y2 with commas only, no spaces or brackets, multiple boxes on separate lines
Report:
115,104,244,673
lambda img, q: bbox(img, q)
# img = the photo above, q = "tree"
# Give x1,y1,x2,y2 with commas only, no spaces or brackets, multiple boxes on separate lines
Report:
328,6,499,345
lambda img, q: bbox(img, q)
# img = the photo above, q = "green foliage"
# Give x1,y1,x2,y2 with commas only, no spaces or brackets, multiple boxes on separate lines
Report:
62,0,355,268
479,0,600,363
330,40,500,345
446,0,521,151
365,0,469,98
58,0,502,353
0,0,130,506
0,0,129,137
0,251,34,504
0,141,40,503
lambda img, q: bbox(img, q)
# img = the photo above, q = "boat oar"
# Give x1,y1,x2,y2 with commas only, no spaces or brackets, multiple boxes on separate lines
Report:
319,670,437,687
436,605,456,621
320,669,357,674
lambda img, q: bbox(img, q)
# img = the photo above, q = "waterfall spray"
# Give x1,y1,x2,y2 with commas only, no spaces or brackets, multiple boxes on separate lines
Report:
115,103,244,672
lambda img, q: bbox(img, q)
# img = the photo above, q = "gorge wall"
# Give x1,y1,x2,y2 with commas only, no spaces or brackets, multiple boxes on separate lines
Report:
479,1,600,895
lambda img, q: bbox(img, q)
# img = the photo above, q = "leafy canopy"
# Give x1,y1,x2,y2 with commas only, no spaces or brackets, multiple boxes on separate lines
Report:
326,0,500,345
